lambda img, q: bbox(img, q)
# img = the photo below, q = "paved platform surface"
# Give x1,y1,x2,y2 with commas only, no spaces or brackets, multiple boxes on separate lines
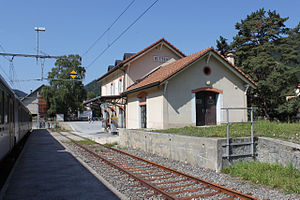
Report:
64,121,120,144
1,129,120,200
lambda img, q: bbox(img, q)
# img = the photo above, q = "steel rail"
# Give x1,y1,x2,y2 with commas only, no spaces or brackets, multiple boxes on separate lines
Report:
59,133,176,200
96,140,259,200
59,132,259,200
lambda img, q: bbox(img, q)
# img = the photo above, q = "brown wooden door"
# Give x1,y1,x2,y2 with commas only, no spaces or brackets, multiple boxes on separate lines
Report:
196,92,216,126
140,105,147,128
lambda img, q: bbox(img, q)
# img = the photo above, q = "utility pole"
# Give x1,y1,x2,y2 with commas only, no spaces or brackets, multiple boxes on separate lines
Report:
34,27,46,64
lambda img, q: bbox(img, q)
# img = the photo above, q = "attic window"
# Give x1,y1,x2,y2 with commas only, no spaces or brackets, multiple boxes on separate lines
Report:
203,66,211,76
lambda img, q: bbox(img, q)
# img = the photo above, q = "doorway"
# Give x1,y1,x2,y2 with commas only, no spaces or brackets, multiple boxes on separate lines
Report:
140,105,147,128
196,91,216,126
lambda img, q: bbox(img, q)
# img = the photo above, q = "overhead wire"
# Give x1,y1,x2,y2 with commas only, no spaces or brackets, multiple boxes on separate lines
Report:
86,0,159,69
0,63,11,84
82,0,136,57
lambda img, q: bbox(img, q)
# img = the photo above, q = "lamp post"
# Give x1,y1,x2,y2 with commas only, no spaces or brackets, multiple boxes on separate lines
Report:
34,27,46,64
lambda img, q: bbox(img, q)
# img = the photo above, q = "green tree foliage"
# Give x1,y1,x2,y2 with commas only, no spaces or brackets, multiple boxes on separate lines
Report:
41,55,87,118
84,79,101,96
217,9,300,121
216,36,231,56
87,91,96,100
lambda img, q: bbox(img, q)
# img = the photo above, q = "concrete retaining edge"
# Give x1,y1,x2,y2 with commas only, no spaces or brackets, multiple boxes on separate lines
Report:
119,129,300,171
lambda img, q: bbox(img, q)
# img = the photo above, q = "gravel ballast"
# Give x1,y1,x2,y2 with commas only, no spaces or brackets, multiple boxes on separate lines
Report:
53,132,300,200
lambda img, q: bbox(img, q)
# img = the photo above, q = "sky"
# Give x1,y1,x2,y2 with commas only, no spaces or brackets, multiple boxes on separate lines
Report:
0,0,299,94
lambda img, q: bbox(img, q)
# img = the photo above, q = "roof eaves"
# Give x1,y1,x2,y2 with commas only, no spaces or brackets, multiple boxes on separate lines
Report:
122,81,160,96
22,84,45,100
162,38,186,57
96,63,124,82
160,49,212,85
96,38,185,83
211,49,257,88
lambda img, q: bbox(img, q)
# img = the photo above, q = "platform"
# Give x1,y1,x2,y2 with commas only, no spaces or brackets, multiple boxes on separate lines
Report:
61,121,120,144
0,129,120,200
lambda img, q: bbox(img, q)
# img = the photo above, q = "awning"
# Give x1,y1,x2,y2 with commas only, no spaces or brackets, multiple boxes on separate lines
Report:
83,95,127,108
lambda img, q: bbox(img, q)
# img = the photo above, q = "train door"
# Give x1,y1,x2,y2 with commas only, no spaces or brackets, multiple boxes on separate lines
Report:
9,97,14,150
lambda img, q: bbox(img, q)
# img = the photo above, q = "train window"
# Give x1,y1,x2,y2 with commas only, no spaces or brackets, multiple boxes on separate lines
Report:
4,93,8,123
0,91,3,124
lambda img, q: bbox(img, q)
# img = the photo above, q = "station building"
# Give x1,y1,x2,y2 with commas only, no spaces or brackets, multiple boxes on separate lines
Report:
22,85,48,127
85,38,256,129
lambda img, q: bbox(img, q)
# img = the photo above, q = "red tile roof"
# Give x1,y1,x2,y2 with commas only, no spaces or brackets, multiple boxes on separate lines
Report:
121,37,186,65
97,38,186,82
123,48,257,94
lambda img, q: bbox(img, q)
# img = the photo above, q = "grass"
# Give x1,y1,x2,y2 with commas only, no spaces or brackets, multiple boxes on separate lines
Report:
49,126,71,133
104,142,118,148
221,161,300,194
76,139,97,145
155,120,300,143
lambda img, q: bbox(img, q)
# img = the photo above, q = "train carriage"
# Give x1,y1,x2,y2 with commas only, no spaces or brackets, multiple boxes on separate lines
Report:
0,74,32,162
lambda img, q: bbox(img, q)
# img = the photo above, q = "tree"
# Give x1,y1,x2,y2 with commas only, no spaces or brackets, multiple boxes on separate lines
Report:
41,55,87,118
87,91,96,100
217,9,300,121
216,36,231,56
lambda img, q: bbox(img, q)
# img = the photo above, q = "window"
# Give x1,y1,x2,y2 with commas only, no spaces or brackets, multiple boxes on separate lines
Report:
4,94,8,123
110,83,114,95
102,85,106,96
118,79,123,94
138,94,147,128
203,66,211,76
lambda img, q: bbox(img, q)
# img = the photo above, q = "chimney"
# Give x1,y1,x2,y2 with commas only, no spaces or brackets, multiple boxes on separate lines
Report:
225,53,234,65
30,89,32,94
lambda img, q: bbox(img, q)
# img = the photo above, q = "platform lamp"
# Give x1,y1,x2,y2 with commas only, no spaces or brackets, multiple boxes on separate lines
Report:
34,27,46,64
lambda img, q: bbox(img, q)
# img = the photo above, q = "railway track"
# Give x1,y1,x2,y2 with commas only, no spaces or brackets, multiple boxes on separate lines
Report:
58,132,259,200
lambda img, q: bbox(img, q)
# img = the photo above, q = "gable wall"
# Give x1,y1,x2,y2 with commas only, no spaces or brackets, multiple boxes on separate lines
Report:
126,44,182,87
22,92,38,115
164,56,248,128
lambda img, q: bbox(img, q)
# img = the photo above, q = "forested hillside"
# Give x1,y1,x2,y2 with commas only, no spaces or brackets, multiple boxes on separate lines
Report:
84,79,101,99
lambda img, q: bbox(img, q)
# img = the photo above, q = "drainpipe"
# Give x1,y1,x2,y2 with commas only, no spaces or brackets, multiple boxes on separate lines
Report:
244,84,250,120
163,81,168,94
244,84,250,94
120,68,126,128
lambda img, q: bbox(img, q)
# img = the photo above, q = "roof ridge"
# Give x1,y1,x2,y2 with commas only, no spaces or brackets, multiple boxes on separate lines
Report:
123,47,213,94
97,38,186,82
211,49,257,86
123,46,256,94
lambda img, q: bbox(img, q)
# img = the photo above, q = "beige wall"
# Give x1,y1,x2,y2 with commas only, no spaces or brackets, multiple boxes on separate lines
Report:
101,43,181,97
101,71,124,96
126,86,164,129
127,93,139,129
164,55,248,128
126,55,249,129
22,93,38,115
126,44,182,86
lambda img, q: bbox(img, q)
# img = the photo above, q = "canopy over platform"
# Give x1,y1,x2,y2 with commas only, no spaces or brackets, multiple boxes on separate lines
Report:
83,95,127,109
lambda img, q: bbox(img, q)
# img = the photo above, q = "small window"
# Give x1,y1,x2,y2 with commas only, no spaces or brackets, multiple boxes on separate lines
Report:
110,83,114,95
4,94,8,123
118,79,123,94
203,66,211,76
